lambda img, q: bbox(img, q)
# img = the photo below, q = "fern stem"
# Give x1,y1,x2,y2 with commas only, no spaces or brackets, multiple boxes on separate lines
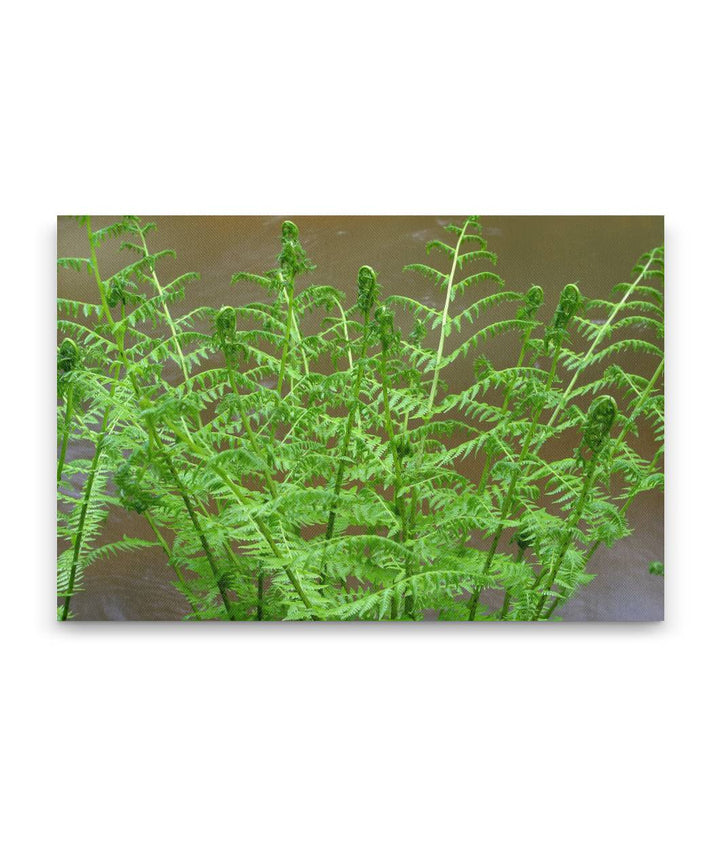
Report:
533,460,600,619
145,423,237,618
543,359,664,618
172,423,316,617
224,352,278,499
479,260,659,620
581,445,662,568
467,342,563,620
609,357,664,457
143,511,201,618
379,345,412,619
172,461,236,618
56,386,75,484
86,218,235,619
404,221,470,606
324,308,372,544
135,222,192,390
59,383,116,620
256,570,264,620
543,249,659,435
60,219,126,620
331,296,354,370
498,545,526,620
477,321,535,494
290,312,311,378
543,596,561,620
426,220,469,418
277,281,295,395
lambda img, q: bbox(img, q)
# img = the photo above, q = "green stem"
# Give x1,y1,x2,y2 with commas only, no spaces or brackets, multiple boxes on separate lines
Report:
290,311,310,378
88,218,235,619
467,342,562,620
404,221,470,605
543,249,659,435
543,360,664,618
324,308,371,544
169,419,317,618
544,595,561,620
609,358,664,456
224,351,278,499
477,323,534,494
425,221,469,419
60,219,125,620
533,460,599,619
498,545,526,620
332,296,354,370
379,345,411,619
57,386,75,484
59,377,118,621
144,511,201,618
256,570,264,621
168,453,235,618
277,280,295,395
135,222,192,390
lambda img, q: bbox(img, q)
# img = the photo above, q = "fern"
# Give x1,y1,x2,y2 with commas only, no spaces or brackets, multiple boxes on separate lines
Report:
58,216,664,620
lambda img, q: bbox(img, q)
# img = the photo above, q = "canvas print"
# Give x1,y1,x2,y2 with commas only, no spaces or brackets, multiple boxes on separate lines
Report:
57,216,664,621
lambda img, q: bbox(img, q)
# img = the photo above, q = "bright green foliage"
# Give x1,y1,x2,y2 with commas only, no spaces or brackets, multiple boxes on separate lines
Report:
57,217,664,620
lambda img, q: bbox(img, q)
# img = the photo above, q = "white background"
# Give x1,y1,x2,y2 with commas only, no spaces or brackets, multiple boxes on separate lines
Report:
2,2,717,854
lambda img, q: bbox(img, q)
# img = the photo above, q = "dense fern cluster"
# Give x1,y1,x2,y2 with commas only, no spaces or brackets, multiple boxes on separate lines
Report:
57,216,664,620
